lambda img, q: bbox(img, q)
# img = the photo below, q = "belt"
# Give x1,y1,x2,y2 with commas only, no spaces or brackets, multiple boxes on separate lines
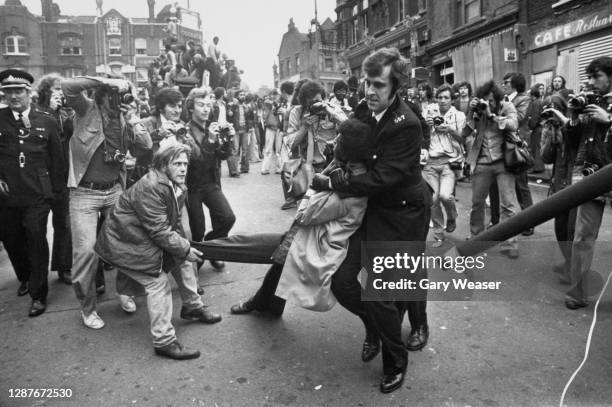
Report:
79,178,120,190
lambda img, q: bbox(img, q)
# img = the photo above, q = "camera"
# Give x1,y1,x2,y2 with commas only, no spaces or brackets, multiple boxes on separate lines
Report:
108,90,135,111
471,99,489,114
568,92,601,113
309,102,329,117
104,149,126,164
432,116,445,127
540,104,555,120
582,162,600,177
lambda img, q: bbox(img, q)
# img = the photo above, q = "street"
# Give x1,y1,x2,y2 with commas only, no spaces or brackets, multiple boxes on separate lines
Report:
1,163,612,407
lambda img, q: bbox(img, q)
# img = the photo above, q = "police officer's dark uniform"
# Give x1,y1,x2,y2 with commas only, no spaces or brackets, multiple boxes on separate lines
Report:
0,69,65,317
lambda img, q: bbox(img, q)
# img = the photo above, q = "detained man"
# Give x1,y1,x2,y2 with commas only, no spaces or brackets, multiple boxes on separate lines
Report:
95,144,221,360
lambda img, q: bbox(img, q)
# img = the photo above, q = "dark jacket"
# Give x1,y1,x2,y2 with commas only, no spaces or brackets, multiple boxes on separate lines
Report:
337,96,431,242
0,106,65,207
186,120,232,187
541,124,578,194
95,169,190,276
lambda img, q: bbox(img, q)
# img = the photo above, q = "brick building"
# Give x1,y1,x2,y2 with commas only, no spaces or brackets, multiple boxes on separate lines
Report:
276,17,345,94
0,0,202,85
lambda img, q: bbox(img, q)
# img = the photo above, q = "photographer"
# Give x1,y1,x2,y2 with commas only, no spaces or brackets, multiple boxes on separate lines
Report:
422,84,466,246
539,95,578,283
185,88,236,271
553,57,612,310
285,80,347,181
62,76,152,329
466,80,520,258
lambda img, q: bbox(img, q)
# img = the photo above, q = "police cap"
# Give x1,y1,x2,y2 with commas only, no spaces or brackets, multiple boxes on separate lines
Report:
0,69,34,90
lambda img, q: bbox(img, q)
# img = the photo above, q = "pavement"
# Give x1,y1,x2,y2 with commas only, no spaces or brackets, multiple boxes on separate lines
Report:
1,162,612,407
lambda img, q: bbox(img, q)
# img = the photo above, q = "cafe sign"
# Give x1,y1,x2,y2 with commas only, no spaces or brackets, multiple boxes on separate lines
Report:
533,12,612,49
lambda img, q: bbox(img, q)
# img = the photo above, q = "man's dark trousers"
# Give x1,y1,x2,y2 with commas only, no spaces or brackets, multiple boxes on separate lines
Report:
50,190,72,273
187,183,236,242
0,205,51,300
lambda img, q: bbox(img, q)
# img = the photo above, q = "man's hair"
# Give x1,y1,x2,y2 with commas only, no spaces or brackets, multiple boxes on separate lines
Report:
361,48,409,94
347,75,359,91
456,81,472,96
298,80,325,108
530,83,544,98
213,87,226,99
336,119,372,162
475,80,505,103
280,81,295,95
213,36,219,42
504,72,526,93
154,87,183,114
185,87,210,111
36,73,62,108
552,75,567,88
435,84,453,99
290,78,309,106
268,88,279,97
418,83,433,100
333,80,348,93
586,56,612,77
153,143,191,171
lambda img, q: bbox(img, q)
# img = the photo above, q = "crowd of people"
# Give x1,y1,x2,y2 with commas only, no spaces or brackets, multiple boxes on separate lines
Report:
0,47,611,393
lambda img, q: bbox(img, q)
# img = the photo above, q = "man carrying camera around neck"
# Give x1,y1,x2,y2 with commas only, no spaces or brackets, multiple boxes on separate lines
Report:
185,88,236,271
62,75,152,329
541,57,612,310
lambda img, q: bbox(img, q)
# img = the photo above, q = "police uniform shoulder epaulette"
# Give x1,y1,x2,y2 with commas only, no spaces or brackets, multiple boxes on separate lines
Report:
393,112,406,124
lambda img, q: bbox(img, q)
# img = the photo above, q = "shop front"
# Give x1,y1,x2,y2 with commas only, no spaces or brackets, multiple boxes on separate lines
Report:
529,11,612,92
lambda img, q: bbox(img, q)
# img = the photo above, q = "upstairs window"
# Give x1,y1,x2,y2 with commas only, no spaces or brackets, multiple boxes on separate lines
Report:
5,35,27,55
135,38,147,55
456,0,481,26
60,36,82,55
109,38,121,55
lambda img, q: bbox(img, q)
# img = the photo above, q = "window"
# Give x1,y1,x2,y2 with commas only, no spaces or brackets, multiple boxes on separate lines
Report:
295,54,300,69
60,36,82,55
5,35,27,55
398,0,405,20
324,55,334,70
352,19,358,43
109,38,121,55
63,68,83,78
456,0,480,26
362,0,369,10
418,0,427,12
352,5,358,16
135,38,147,55
159,39,165,54
361,13,369,36
106,18,121,35
286,59,291,74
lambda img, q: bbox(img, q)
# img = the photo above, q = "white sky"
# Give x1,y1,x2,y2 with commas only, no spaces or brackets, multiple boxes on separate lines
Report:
17,0,337,89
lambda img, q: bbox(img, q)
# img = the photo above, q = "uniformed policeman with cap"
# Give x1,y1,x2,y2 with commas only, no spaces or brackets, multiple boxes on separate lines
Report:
0,69,65,317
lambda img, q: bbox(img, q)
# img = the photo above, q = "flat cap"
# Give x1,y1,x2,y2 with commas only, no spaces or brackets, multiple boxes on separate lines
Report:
0,69,34,90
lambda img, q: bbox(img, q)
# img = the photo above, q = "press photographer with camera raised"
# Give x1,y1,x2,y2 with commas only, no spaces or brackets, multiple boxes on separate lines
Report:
62,75,152,329
542,57,612,310
422,84,466,246
466,80,521,259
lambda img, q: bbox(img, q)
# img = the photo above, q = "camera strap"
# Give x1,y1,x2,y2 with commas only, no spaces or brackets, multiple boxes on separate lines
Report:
99,108,126,155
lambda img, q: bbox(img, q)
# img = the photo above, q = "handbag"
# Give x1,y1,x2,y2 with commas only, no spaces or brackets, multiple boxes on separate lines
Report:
503,131,534,174
282,158,310,198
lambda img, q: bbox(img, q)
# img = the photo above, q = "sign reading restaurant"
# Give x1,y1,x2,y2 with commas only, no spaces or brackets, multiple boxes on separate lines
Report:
533,12,612,49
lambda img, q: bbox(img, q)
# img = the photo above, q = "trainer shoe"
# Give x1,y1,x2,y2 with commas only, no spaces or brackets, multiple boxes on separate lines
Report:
119,295,136,313
81,311,105,329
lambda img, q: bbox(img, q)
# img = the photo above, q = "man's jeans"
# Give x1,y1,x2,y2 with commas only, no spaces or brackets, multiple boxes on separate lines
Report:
422,163,457,241
470,161,519,250
567,199,605,302
70,184,122,315
261,128,281,174
237,130,250,173
118,261,204,348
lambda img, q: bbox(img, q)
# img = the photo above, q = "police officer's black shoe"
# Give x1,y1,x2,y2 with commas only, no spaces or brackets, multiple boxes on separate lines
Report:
361,337,380,362
28,299,46,317
58,270,72,285
380,370,406,393
406,325,429,351
210,260,225,270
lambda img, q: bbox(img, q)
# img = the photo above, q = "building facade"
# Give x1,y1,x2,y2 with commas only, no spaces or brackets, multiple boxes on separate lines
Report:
0,0,202,85
333,0,611,90
276,17,345,94
525,0,612,92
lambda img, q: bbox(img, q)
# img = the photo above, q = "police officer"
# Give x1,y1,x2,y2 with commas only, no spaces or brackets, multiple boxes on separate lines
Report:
0,69,65,317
